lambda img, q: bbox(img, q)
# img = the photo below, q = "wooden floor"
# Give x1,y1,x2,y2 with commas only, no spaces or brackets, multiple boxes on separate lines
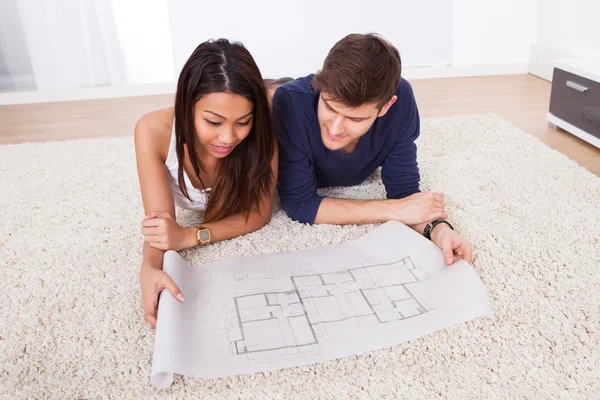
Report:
0,74,598,175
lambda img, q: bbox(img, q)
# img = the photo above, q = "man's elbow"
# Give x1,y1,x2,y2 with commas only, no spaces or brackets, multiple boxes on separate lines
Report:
281,201,315,225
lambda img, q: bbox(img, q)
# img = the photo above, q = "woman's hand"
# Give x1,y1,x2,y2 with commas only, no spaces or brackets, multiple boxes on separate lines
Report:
141,211,194,251
139,263,185,329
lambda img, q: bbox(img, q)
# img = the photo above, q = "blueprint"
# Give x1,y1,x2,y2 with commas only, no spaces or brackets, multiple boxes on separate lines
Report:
150,221,493,388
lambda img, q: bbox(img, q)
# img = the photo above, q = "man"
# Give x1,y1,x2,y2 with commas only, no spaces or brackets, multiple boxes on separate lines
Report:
272,33,472,266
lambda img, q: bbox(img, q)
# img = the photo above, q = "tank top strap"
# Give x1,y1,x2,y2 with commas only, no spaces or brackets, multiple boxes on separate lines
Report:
165,119,178,169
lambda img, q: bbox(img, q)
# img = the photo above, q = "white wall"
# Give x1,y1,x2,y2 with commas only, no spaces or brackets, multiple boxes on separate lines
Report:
452,0,539,65
168,0,454,79
538,0,600,56
170,0,539,76
527,0,599,81
1,0,545,103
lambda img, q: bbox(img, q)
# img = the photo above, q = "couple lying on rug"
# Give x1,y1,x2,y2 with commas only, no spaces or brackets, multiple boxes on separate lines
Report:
135,34,472,328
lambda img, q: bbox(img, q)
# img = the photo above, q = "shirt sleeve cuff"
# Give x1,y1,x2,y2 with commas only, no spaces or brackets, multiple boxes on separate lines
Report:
303,195,326,225
386,187,421,199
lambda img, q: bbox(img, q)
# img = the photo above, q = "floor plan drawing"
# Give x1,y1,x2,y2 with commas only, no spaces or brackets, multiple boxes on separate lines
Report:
225,255,432,363
223,261,275,283
151,221,494,387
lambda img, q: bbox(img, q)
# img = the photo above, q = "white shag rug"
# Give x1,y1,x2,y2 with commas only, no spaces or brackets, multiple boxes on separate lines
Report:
1,114,598,399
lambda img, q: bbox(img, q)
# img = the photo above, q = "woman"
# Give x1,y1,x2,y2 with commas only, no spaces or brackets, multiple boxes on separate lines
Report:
134,39,278,328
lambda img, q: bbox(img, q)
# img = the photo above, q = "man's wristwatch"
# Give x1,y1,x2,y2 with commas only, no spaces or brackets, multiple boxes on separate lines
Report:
423,219,454,240
196,226,211,245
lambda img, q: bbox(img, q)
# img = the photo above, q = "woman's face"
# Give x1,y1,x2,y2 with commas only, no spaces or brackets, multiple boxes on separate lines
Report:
194,92,254,159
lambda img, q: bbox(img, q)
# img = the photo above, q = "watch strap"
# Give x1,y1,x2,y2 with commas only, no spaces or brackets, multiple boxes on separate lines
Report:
423,219,454,240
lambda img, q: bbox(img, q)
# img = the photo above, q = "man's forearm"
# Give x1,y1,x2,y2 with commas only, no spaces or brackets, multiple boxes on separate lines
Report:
313,197,437,236
314,197,398,225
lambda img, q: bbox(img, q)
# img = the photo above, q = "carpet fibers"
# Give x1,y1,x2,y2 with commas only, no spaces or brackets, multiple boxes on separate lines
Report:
1,114,598,399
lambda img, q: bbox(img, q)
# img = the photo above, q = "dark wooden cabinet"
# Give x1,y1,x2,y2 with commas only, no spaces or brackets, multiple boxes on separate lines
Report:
547,59,600,149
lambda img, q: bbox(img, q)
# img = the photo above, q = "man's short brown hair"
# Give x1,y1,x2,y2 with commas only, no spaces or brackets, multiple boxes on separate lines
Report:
312,33,402,108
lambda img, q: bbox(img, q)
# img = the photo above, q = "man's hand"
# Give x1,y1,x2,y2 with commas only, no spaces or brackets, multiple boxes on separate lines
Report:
141,211,195,251
430,224,473,265
393,192,446,225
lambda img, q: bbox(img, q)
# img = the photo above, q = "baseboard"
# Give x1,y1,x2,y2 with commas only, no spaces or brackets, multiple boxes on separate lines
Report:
0,73,36,92
1,64,529,106
528,43,576,82
0,82,177,106
403,63,529,80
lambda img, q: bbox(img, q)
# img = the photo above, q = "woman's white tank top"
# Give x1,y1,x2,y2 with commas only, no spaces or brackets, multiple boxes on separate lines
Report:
165,122,210,211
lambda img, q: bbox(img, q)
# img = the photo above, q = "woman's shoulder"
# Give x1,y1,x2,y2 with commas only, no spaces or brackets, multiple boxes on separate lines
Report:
134,108,174,161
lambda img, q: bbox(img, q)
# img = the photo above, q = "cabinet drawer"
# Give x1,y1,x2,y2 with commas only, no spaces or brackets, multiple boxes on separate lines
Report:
549,68,600,139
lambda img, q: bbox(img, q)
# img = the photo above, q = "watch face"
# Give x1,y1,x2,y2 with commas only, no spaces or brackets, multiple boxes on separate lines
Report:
199,230,210,241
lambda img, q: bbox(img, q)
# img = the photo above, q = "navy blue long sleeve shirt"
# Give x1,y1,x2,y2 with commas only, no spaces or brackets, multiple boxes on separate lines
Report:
272,74,421,224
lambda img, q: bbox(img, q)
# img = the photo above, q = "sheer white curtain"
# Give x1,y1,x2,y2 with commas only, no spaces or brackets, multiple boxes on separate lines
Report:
0,0,175,93
0,0,126,91
0,0,36,91
110,0,176,86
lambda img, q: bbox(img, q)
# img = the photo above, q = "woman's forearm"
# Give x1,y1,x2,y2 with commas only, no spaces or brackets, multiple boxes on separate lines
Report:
204,210,270,242
142,240,165,270
181,209,270,248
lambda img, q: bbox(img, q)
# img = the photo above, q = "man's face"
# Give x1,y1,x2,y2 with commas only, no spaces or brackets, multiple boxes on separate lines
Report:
317,93,396,153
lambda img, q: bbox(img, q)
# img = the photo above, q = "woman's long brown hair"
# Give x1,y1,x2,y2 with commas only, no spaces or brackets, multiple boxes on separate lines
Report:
174,39,276,223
